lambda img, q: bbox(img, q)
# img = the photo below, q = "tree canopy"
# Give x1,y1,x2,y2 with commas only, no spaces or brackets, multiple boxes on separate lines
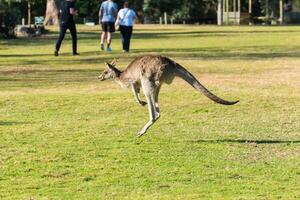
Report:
0,0,281,25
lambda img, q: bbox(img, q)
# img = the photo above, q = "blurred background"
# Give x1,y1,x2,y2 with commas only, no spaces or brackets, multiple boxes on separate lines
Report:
1,0,300,38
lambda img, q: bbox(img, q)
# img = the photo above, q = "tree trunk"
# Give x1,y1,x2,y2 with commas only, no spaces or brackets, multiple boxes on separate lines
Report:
28,0,31,27
217,0,223,25
44,0,59,26
279,0,283,24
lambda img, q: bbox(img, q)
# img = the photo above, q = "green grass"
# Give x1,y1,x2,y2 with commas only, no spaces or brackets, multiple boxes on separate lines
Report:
0,25,299,199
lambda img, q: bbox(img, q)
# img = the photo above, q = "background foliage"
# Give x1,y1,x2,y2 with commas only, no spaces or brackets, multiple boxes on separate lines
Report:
0,0,282,33
0,0,271,24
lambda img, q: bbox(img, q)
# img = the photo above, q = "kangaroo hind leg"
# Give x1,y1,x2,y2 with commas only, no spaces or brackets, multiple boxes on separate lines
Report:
137,79,159,137
154,85,161,119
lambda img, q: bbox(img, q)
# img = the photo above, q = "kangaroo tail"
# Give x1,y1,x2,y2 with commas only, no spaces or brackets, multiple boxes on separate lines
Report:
174,64,239,105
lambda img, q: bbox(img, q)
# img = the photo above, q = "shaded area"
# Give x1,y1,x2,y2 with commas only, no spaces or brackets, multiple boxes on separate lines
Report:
1,28,300,46
190,139,300,144
0,121,29,126
0,51,127,59
1,27,300,63
1,46,300,66
0,68,103,90
0,69,100,84
133,46,300,60
0,68,99,75
0,55,117,66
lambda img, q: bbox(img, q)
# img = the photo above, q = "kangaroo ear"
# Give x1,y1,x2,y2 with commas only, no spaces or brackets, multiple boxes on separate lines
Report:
110,58,117,66
105,62,114,70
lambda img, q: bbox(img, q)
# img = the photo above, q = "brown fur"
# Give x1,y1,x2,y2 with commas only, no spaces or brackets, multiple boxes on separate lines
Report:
98,55,238,137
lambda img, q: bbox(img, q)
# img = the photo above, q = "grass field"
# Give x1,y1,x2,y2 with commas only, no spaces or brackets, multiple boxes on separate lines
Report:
0,25,299,199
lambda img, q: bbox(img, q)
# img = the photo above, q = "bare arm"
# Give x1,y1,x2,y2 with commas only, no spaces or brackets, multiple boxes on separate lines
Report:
99,5,103,23
70,8,78,16
133,11,139,24
134,16,139,24
115,14,120,27
114,6,118,19
99,8,103,18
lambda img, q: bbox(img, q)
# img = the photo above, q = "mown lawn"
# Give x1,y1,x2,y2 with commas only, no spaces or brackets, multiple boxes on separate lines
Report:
0,25,299,199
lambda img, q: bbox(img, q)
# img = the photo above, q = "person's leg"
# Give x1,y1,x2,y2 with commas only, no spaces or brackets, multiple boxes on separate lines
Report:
100,22,107,50
106,32,112,49
69,22,78,55
125,26,133,52
122,26,132,52
101,32,106,50
119,26,126,51
123,27,129,52
106,22,115,51
55,24,67,55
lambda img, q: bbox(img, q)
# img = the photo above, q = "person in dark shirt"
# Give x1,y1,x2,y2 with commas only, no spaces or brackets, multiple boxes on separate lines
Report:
55,0,78,56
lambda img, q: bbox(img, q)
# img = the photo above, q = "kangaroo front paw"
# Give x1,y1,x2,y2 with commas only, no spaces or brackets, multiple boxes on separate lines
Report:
139,101,147,106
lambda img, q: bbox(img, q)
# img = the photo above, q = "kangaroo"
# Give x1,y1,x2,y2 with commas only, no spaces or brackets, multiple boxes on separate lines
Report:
98,55,239,137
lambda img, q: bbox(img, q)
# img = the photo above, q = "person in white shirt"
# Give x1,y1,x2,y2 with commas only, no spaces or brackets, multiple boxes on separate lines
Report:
115,1,137,52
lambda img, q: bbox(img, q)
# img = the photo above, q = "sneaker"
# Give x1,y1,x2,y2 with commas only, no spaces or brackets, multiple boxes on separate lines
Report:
73,53,80,56
106,47,112,52
100,43,104,50
54,50,59,56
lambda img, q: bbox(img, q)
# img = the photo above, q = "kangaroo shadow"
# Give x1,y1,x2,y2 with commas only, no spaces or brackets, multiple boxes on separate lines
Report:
0,121,29,126
190,139,300,144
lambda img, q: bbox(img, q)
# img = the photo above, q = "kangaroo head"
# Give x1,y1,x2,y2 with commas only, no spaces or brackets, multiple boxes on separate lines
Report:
98,59,121,81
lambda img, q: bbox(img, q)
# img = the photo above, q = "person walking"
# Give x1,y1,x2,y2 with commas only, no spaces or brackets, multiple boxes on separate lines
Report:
115,1,137,53
55,0,79,56
99,0,118,52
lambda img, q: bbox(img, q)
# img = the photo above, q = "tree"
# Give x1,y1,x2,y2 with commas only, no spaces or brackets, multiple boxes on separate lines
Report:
27,0,31,26
27,0,45,27
44,0,58,25
0,0,20,37
142,0,218,24
143,0,181,23
1,0,222,25
258,0,279,20
2,0,45,26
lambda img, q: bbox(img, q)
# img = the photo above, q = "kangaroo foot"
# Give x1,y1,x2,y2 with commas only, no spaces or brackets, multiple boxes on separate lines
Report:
136,130,146,137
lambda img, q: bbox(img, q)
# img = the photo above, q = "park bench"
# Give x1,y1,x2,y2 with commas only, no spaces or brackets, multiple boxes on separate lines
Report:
34,16,45,35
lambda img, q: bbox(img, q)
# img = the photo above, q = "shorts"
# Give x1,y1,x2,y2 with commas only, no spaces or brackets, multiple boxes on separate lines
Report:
101,22,115,33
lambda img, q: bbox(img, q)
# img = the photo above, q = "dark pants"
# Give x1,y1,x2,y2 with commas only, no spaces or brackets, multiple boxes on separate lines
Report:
55,22,77,53
119,25,133,52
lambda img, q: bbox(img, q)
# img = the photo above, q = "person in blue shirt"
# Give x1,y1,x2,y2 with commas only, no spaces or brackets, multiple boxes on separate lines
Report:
115,1,137,53
99,0,118,52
